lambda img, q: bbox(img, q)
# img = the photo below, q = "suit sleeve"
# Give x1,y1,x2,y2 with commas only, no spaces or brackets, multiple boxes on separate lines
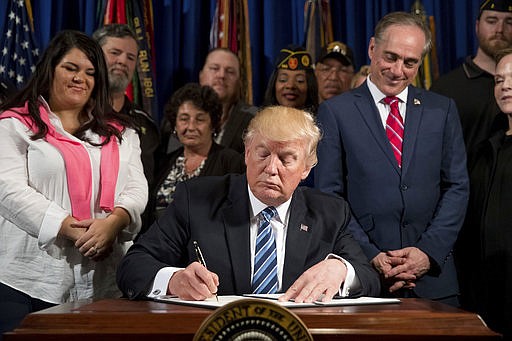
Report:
315,101,345,196
117,181,191,299
416,98,469,271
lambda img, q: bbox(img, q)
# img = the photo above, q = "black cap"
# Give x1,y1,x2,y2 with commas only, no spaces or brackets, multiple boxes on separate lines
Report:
317,41,354,67
275,45,312,71
480,0,512,15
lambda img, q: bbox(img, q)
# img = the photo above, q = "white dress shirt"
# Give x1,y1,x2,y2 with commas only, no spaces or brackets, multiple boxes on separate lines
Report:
367,75,408,128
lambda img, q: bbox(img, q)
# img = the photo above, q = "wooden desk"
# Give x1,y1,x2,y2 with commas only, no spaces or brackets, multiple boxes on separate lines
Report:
4,298,500,340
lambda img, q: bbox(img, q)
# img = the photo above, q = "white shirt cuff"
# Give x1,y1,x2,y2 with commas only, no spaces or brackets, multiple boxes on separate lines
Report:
39,202,68,250
147,267,183,297
327,253,360,297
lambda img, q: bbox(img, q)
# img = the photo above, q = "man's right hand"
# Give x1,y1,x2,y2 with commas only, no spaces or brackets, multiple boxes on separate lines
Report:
168,262,219,300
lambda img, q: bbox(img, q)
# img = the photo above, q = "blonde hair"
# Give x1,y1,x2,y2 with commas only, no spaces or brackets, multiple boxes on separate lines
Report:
350,65,371,89
244,106,321,167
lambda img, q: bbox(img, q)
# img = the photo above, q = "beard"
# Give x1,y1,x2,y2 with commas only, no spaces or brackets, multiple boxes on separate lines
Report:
108,71,130,93
480,34,512,58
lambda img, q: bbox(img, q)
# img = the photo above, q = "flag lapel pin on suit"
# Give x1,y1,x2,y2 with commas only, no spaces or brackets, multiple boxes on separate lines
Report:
300,224,309,232
413,98,421,105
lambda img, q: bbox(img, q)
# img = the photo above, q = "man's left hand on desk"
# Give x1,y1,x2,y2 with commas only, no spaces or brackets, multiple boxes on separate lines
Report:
279,258,346,303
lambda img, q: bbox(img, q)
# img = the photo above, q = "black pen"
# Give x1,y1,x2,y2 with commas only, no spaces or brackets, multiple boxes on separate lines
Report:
193,240,218,301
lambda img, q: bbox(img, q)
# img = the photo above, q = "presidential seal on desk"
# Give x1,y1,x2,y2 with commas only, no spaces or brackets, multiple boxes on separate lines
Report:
193,298,313,341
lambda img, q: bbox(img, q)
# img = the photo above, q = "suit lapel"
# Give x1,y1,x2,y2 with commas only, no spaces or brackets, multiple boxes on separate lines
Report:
282,190,313,291
402,87,423,175
353,86,399,171
222,175,252,293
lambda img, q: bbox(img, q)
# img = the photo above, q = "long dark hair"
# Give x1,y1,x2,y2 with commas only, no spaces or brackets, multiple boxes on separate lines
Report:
0,30,121,143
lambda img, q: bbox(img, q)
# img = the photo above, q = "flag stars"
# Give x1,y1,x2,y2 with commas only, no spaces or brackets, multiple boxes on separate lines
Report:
2,0,40,89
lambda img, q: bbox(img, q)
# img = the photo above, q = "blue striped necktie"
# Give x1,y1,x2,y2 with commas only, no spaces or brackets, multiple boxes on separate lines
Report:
252,206,278,294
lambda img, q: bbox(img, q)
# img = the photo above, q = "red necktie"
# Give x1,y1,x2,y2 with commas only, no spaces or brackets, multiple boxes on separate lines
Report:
383,96,404,167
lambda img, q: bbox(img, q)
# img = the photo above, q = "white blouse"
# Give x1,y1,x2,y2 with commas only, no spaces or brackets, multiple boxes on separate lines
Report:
0,105,148,304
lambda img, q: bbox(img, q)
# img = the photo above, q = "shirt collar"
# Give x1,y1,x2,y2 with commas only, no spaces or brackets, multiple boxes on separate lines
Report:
247,185,292,223
463,55,492,79
366,75,408,105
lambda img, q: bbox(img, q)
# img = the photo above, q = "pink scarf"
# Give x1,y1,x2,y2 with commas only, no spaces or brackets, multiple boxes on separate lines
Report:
0,101,120,220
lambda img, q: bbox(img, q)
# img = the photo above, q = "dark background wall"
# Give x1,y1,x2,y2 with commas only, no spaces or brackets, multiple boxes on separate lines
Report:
0,0,481,123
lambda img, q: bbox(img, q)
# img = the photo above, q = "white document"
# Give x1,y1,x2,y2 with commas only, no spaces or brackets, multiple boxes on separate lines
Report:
153,294,400,309
243,294,401,306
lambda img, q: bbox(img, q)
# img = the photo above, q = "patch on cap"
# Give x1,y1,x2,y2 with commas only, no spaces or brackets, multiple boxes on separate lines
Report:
318,41,354,66
276,47,312,70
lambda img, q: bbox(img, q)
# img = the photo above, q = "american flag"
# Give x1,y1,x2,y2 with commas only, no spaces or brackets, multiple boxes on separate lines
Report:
0,0,40,89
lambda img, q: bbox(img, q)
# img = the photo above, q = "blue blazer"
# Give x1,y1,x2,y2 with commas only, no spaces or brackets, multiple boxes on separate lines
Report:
117,174,380,299
314,83,469,299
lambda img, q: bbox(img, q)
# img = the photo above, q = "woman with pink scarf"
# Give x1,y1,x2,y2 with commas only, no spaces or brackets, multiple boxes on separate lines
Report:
0,30,147,335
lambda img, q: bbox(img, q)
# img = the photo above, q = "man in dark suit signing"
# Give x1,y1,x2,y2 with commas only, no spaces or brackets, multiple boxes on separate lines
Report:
117,106,380,302
314,12,469,306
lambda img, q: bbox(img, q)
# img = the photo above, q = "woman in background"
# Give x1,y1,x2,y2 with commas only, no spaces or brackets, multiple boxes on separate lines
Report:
0,30,147,334
350,65,370,89
263,45,318,115
144,83,245,230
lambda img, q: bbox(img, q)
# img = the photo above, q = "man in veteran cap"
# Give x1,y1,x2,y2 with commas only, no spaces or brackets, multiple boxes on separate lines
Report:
431,0,512,157
315,41,355,102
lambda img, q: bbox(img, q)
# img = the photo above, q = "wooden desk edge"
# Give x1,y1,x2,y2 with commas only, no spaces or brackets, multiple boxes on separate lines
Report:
4,298,501,340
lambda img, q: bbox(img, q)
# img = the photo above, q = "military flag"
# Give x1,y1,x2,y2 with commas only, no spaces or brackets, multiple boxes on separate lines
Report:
411,0,439,89
303,0,333,63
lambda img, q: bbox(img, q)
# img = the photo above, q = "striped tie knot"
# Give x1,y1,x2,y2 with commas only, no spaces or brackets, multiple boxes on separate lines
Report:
260,206,277,222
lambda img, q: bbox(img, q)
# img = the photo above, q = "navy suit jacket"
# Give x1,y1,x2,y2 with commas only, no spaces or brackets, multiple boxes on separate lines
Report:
314,83,469,299
117,174,380,299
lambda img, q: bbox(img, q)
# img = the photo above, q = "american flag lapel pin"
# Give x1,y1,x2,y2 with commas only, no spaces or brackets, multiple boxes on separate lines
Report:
413,98,421,105
300,224,309,232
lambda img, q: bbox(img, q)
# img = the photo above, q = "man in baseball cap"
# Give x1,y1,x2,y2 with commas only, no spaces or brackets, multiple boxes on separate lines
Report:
315,41,355,102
